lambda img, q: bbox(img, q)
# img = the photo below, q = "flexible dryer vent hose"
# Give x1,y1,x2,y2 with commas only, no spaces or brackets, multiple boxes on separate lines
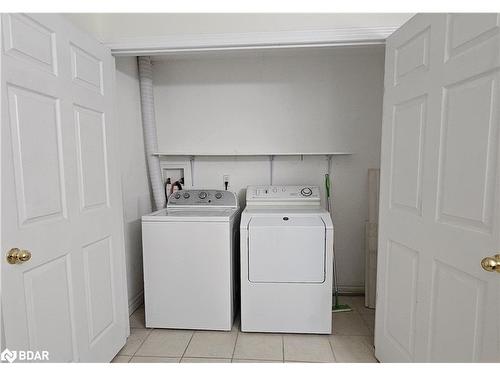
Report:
137,56,166,210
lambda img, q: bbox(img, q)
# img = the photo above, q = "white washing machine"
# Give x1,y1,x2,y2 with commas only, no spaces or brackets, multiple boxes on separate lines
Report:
142,189,240,331
240,185,333,334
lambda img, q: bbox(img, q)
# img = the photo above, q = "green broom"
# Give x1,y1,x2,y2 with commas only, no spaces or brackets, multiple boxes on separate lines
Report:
325,168,353,313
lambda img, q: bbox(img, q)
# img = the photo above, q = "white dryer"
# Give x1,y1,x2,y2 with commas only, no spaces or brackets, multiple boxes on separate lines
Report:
240,185,333,334
142,189,240,331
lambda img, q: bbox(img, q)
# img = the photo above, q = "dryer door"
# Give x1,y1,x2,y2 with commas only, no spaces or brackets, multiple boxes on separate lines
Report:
248,216,326,283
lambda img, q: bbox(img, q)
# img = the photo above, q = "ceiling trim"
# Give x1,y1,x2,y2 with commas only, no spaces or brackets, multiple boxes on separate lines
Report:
107,26,397,56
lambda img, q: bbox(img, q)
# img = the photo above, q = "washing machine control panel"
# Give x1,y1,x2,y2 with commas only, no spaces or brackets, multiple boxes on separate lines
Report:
246,185,321,203
168,189,237,207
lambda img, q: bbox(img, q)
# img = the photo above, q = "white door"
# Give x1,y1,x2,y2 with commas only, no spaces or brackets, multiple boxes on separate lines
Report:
1,14,128,362
376,13,500,362
248,216,326,283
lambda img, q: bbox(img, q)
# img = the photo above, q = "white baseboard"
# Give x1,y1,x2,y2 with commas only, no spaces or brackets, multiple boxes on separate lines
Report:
338,285,365,295
128,291,144,316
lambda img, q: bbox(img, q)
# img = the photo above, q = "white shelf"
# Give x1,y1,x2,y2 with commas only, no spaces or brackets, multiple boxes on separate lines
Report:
153,152,353,157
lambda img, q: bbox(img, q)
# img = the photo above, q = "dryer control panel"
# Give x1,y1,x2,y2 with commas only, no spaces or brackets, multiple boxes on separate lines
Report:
246,185,321,205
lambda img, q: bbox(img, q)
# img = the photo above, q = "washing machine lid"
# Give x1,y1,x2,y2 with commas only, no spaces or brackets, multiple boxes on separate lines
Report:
248,215,326,283
142,208,239,222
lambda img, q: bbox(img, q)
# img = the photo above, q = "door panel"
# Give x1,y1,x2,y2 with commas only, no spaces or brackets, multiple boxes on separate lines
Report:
7,85,67,225
74,105,109,211
82,237,115,346
1,13,128,362
445,14,500,60
437,72,498,231
384,241,418,361
2,14,57,74
69,43,104,94
248,217,325,283
427,261,486,362
377,13,500,362
394,27,430,86
24,255,77,362
390,95,426,214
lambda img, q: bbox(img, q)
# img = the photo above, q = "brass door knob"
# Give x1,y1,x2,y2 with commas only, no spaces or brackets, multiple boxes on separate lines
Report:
480,254,500,273
6,248,32,264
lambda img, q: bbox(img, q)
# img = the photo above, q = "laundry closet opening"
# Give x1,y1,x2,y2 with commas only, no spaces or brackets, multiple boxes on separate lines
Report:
115,45,384,313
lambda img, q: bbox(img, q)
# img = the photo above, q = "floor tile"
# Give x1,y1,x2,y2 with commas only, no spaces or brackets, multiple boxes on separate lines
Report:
340,296,375,315
365,336,375,348
129,305,146,329
130,356,180,363
233,332,283,361
232,358,283,363
329,335,377,363
118,329,150,356
232,315,240,332
360,313,375,335
184,330,237,358
135,329,193,357
361,307,376,316
332,312,370,336
111,355,131,363
181,357,231,363
284,361,324,363
283,334,335,363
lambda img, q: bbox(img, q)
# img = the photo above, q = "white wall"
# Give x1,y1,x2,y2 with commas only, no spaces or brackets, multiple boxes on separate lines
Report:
153,46,384,291
65,13,413,42
115,57,153,312
154,47,380,154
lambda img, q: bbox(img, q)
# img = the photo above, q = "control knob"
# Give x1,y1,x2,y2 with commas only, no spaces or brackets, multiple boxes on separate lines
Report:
174,192,181,199
300,187,313,197
198,191,207,199
183,192,190,199
215,192,223,199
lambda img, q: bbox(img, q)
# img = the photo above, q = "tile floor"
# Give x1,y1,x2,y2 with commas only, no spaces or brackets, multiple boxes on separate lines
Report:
113,296,377,363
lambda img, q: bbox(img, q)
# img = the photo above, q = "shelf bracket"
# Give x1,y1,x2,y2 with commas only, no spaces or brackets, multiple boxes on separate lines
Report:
190,156,195,187
269,155,275,185
326,154,333,175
